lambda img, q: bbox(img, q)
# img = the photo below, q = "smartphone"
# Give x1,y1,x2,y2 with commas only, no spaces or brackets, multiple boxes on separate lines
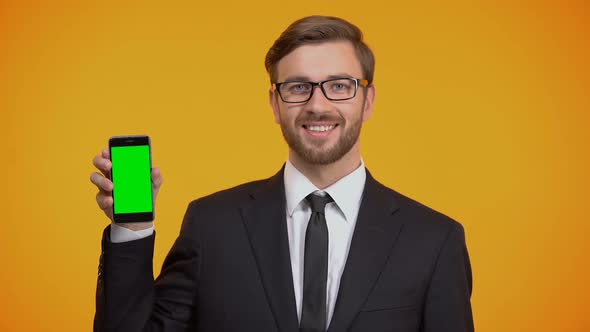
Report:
108,135,154,223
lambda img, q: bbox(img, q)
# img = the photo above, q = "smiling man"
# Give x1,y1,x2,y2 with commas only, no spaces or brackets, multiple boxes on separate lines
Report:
269,40,372,187
92,15,474,332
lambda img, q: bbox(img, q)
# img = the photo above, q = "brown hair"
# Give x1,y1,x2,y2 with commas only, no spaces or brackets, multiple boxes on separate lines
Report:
265,15,375,84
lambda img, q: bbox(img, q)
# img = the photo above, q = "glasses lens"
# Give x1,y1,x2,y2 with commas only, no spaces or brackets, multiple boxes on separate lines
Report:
279,82,313,102
323,78,356,100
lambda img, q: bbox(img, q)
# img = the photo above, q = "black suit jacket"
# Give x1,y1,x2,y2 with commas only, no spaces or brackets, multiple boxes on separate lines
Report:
95,168,474,331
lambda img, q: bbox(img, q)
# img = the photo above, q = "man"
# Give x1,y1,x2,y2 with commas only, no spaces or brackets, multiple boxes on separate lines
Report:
91,15,474,332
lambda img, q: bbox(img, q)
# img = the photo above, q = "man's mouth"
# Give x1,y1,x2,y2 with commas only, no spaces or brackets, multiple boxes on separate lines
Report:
302,123,339,137
303,124,337,132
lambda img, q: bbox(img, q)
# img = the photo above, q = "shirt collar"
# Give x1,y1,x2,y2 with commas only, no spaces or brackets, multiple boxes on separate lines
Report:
284,159,366,222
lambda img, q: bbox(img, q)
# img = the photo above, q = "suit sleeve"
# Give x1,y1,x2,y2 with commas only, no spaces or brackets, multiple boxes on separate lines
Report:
422,223,474,332
94,203,201,332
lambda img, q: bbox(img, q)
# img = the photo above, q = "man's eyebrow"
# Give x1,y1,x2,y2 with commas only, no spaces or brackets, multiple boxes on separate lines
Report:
281,73,355,82
282,75,311,82
324,73,355,80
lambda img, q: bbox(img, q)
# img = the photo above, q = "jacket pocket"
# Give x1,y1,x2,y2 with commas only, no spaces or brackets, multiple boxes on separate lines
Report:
351,305,419,331
360,292,417,312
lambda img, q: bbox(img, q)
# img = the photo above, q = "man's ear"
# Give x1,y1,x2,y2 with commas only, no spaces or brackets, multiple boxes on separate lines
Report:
362,84,376,122
269,88,281,124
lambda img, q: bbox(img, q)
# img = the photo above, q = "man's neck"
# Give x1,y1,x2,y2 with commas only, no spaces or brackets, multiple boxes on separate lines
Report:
289,145,362,189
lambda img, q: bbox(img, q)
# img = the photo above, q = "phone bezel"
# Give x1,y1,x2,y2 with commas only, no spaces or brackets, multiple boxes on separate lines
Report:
108,135,154,223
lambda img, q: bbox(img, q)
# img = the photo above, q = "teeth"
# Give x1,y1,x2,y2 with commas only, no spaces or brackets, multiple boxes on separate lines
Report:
307,125,335,132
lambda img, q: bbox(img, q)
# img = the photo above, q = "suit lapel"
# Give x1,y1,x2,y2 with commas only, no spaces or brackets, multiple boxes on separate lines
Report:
240,167,299,332
327,171,404,332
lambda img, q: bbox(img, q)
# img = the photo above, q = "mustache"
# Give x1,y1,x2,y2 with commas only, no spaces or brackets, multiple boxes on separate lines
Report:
296,112,343,124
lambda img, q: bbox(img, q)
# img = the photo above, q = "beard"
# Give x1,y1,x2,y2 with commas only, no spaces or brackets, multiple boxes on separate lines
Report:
279,109,363,165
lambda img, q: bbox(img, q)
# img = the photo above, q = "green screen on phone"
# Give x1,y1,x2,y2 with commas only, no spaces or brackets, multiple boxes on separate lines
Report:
111,145,153,214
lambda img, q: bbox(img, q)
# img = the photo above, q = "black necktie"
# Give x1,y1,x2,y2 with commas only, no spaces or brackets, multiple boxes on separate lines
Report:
300,193,333,332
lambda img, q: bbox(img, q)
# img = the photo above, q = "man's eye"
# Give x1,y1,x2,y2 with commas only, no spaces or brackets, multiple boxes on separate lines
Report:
328,80,352,92
289,84,310,93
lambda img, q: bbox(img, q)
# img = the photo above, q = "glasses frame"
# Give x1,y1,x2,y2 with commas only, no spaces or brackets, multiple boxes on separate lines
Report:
272,77,369,104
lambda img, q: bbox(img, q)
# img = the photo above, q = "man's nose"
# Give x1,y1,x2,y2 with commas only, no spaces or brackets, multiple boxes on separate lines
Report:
306,85,332,111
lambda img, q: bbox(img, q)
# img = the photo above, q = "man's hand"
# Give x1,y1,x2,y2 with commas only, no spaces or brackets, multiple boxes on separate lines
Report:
90,148,163,231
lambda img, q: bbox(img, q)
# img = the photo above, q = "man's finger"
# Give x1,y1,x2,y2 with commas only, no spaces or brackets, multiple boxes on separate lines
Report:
152,167,163,189
95,192,113,210
93,154,112,174
90,172,113,191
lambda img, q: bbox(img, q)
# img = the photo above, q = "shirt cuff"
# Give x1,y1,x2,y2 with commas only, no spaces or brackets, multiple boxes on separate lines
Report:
110,222,155,243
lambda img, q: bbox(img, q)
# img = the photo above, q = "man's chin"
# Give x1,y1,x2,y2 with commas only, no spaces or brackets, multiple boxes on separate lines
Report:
282,129,351,165
294,145,344,165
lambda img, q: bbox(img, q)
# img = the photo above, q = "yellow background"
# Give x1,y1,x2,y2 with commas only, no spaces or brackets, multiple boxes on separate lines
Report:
1,1,588,331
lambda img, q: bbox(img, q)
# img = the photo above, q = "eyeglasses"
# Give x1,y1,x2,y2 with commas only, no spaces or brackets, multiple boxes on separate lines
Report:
272,77,369,103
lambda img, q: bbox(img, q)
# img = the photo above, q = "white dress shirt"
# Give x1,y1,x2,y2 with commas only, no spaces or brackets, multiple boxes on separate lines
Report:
110,160,367,328
283,160,366,326
110,222,154,243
